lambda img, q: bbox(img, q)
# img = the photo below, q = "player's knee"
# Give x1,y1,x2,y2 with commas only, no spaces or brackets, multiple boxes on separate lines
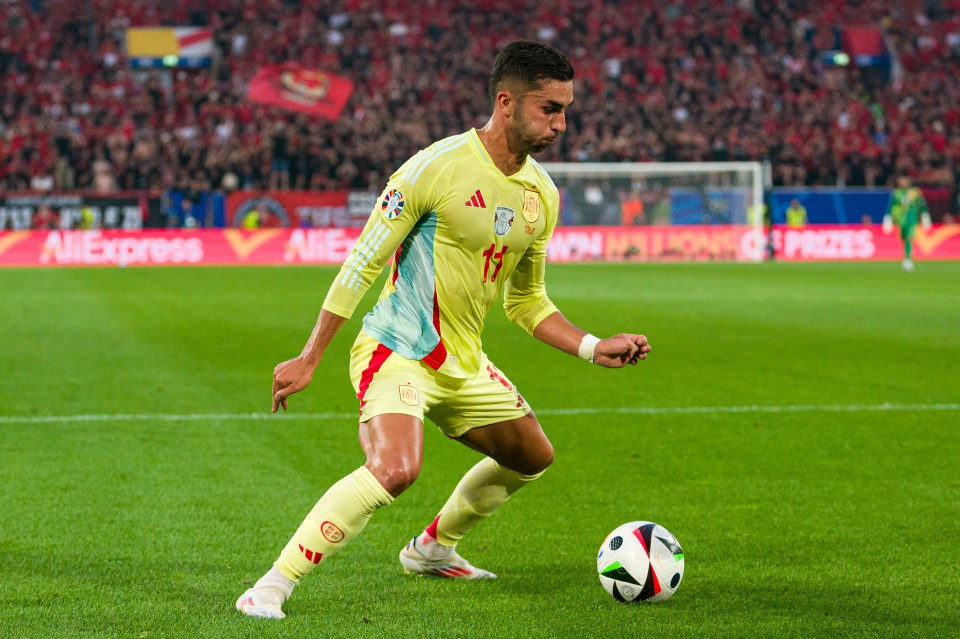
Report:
532,441,555,474
368,462,420,497
513,440,554,476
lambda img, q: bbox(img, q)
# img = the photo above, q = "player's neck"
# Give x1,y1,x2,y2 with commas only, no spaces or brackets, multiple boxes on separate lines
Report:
476,121,527,177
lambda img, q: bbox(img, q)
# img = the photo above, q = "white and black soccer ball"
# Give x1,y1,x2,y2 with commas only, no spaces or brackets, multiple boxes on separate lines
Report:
597,521,685,603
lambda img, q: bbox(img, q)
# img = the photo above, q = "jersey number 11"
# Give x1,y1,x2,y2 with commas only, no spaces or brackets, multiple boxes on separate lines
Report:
482,243,508,283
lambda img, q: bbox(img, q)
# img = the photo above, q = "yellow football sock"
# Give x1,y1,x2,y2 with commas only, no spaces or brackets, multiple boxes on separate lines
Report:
431,457,544,546
275,466,393,581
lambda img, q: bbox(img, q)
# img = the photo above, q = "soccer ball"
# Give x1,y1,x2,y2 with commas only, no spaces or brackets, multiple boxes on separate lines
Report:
597,521,685,603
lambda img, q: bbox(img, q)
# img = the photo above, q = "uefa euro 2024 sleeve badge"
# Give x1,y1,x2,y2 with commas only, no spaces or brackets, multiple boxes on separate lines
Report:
380,189,405,220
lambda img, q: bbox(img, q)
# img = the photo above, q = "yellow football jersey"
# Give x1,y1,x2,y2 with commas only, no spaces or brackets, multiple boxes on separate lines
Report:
322,128,559,379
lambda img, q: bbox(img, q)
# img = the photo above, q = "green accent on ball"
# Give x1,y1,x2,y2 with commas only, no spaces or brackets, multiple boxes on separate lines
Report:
674,554,684,561
600,561,641,585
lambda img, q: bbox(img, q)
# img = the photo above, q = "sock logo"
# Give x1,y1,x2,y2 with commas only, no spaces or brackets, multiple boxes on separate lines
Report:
321,521,345,543
298,544,322,564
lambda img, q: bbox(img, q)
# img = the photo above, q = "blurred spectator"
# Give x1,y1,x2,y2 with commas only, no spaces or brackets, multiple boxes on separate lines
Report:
31,203,58,229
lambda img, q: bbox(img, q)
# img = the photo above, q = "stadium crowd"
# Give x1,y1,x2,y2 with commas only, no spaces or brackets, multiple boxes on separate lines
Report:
1,0,959,203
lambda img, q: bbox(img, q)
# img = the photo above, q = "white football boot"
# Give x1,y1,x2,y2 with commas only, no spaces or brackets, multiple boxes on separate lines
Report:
235,586,287,619
399,534,496,579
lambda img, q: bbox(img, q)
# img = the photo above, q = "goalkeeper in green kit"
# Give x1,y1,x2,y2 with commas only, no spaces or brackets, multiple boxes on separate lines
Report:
884,174,931,272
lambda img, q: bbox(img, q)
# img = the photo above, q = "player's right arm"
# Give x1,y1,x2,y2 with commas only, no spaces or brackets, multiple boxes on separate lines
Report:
272,309,348,412
271,167,437,411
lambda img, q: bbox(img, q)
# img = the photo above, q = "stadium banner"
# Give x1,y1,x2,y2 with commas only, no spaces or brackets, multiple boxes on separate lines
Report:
247,65,354,119
547,225,760,262
1,225,959,267
224,190,372,228
125,27,214,69
0,194,157,230
769,224,960,261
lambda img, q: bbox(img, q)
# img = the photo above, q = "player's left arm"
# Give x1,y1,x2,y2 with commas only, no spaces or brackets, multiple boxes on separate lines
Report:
532,311,651,368
503,201,650,368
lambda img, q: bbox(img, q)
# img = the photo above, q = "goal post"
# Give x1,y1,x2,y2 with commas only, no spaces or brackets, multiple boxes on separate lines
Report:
540,161,767,262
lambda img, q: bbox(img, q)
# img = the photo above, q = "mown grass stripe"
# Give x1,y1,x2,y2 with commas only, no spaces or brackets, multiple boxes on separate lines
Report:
2,402,957,425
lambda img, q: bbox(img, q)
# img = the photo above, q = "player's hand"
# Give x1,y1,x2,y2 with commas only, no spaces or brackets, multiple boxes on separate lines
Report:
593,334,651,368
272,356,317,412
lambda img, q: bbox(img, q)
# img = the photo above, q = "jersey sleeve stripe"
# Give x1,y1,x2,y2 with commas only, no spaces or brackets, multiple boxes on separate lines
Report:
340,222,393,291
340,266,362,290
344,220,390,270
402,138,459,184
400,135,464,183
406,137,469,185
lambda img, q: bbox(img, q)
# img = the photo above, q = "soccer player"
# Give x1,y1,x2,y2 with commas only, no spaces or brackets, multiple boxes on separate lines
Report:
884,174,931,272
236,41,652,619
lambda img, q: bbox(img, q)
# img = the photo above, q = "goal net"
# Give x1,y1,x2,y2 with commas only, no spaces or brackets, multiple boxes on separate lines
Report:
540,162,766,262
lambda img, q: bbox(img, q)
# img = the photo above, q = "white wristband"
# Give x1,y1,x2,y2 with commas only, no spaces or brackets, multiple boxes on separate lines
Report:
578,334,601,363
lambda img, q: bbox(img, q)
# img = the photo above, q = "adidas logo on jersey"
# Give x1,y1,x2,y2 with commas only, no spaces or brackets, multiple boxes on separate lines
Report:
465,189,487,208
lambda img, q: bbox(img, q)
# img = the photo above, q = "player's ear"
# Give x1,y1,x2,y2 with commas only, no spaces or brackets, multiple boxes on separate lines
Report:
495,89,513,116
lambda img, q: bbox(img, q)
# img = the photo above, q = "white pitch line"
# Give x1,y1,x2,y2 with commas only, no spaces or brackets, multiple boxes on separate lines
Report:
0,403,958,425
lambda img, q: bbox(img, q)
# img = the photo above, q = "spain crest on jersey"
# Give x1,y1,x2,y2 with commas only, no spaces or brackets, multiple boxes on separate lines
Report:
493,205,515,237
522,189,541,223
380,189,406,219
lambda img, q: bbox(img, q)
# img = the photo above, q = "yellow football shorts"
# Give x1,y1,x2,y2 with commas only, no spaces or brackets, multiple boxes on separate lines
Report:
348,330,531,438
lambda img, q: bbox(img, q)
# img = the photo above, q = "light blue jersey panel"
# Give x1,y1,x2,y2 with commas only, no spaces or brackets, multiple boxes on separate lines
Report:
363,212,440,360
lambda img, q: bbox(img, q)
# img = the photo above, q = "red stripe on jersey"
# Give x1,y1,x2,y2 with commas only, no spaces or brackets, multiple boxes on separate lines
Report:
475,190,486,208
357,343,393,407
422,290,447,370
391,244,403,285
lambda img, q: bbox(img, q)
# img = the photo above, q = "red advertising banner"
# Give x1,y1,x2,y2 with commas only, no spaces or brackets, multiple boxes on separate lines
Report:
248,65,354,119
1,225,958,268
0,229,362,267
769,224,960,261
547,225,762,262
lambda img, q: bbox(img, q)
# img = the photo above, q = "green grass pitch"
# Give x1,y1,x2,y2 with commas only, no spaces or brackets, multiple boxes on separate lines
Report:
1,261,958,638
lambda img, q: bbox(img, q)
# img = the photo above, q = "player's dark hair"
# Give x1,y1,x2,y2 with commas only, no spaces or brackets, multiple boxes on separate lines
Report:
488,40,575,103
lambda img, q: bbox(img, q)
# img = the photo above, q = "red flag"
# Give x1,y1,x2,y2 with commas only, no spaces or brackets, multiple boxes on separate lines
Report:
247,64,354,119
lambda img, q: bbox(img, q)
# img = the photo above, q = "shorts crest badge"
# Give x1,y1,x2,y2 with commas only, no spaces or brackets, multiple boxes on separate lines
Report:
493,205,515,237
398,384,419,406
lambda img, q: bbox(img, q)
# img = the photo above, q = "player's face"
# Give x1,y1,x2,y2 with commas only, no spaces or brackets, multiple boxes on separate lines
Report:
509,80,574,155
